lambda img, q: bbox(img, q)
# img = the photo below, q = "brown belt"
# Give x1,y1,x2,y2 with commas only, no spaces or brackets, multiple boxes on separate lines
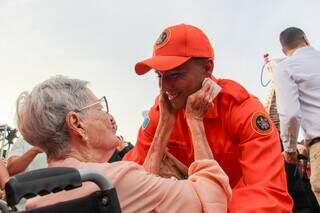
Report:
309,137,320,148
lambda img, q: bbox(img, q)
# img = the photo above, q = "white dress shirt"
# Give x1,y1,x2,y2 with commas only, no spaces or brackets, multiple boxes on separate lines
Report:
274,46,320,152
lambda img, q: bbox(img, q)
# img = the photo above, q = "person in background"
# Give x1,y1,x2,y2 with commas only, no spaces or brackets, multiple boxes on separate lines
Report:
0,160,9,200
123,23,293,212
7,137,47,176
274,27,320,204
0,160,9,190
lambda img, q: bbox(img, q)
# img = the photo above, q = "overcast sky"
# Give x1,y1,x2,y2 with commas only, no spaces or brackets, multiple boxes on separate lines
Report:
1,0,319,143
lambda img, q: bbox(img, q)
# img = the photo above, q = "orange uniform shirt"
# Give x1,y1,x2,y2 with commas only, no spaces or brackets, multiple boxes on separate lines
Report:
124,79,293,212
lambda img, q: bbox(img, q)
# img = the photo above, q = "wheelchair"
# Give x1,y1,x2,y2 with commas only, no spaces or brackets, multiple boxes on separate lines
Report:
0,167,121,213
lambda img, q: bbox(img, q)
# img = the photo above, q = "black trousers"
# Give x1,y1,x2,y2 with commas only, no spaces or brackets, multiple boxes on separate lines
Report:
285,163,320,213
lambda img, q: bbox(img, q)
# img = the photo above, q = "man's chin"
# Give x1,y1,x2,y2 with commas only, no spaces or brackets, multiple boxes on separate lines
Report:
170,101,186,111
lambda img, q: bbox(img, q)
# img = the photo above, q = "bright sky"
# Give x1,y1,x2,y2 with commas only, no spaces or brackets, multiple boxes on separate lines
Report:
1,0,319,143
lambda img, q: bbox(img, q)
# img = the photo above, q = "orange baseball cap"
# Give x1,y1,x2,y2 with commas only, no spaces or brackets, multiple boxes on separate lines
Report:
135,24,214,75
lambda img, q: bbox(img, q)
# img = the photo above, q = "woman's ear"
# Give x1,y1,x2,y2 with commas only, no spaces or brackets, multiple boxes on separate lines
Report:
65,112,87,141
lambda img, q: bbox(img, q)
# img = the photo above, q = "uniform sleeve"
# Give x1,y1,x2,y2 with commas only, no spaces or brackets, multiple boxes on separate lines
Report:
122,106,159,164
113,160,231,213
274,64,301,152
228,96,293,213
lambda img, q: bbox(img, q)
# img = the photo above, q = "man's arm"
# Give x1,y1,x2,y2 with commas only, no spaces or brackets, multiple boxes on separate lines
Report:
229,96,293,212
7,146,43,176
274,64,301,156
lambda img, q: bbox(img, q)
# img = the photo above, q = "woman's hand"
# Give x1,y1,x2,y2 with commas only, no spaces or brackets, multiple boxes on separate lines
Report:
143,92,177,174
158,91,176,127
186,78,219,122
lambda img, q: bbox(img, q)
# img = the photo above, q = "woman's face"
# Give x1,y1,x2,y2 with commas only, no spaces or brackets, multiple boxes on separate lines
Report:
82,90,120,154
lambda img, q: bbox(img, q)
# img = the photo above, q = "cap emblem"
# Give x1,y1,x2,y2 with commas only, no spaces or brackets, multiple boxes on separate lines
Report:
154,29,170,50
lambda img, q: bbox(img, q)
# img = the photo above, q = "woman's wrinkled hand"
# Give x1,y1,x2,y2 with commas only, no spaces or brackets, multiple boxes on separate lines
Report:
186,78,220,121
158,91,176,126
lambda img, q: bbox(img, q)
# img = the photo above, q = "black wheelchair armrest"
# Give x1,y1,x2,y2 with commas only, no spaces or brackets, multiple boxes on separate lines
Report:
5,167,82,207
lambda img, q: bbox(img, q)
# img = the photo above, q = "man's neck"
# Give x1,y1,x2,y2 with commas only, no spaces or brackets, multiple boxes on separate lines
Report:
287,44,309,56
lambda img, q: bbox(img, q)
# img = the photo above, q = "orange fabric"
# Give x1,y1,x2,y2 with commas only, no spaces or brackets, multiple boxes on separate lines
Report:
135,24,214,75
124,79,293,212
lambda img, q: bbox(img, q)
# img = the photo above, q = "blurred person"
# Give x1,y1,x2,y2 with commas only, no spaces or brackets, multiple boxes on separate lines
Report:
7,138,47,176
274,27,320,204
0,160,9,190
17,75,231,212
0,160,9,200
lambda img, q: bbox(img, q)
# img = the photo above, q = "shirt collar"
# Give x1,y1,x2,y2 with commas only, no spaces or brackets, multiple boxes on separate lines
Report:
292,46,314,56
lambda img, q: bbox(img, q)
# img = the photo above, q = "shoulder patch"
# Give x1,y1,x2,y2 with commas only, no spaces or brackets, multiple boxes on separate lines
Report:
142,115,150,129
251,112,273,135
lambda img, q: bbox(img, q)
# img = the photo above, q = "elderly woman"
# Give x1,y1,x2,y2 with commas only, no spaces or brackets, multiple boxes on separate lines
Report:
16,76,231,212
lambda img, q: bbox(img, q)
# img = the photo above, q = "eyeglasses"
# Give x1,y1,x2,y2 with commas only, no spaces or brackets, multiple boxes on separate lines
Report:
75,96,109,113
55,96,109,133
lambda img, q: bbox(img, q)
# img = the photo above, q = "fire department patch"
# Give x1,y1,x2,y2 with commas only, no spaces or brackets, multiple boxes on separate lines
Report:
251,112,273,135
154,29,170,49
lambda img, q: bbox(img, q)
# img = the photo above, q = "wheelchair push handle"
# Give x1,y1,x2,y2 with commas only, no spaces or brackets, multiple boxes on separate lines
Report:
5,167,82,206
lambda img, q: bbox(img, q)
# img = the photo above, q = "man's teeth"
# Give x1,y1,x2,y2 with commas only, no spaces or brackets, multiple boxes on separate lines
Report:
166,92,177,100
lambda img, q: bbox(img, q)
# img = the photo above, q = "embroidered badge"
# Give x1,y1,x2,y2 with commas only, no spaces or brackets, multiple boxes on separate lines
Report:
251,112,273,135
142,116,150,129
154,29,170,50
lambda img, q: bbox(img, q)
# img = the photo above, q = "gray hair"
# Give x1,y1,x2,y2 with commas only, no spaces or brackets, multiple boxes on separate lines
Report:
16,75,89,160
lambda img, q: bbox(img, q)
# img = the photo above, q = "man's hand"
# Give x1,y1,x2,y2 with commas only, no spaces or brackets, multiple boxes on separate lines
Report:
297,144,308,157
283,151,298,164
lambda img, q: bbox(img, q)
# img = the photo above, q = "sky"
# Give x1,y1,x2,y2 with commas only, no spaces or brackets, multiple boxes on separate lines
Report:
0,0,319,143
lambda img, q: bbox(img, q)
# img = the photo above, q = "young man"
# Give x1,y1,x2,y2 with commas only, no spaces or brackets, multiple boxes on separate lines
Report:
274,27,320,204
124,23,293,212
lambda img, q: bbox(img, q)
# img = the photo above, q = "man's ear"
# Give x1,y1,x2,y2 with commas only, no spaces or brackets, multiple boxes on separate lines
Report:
303,35,310,46
282,48,288,56
65,112,87,141
204,58,214,77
